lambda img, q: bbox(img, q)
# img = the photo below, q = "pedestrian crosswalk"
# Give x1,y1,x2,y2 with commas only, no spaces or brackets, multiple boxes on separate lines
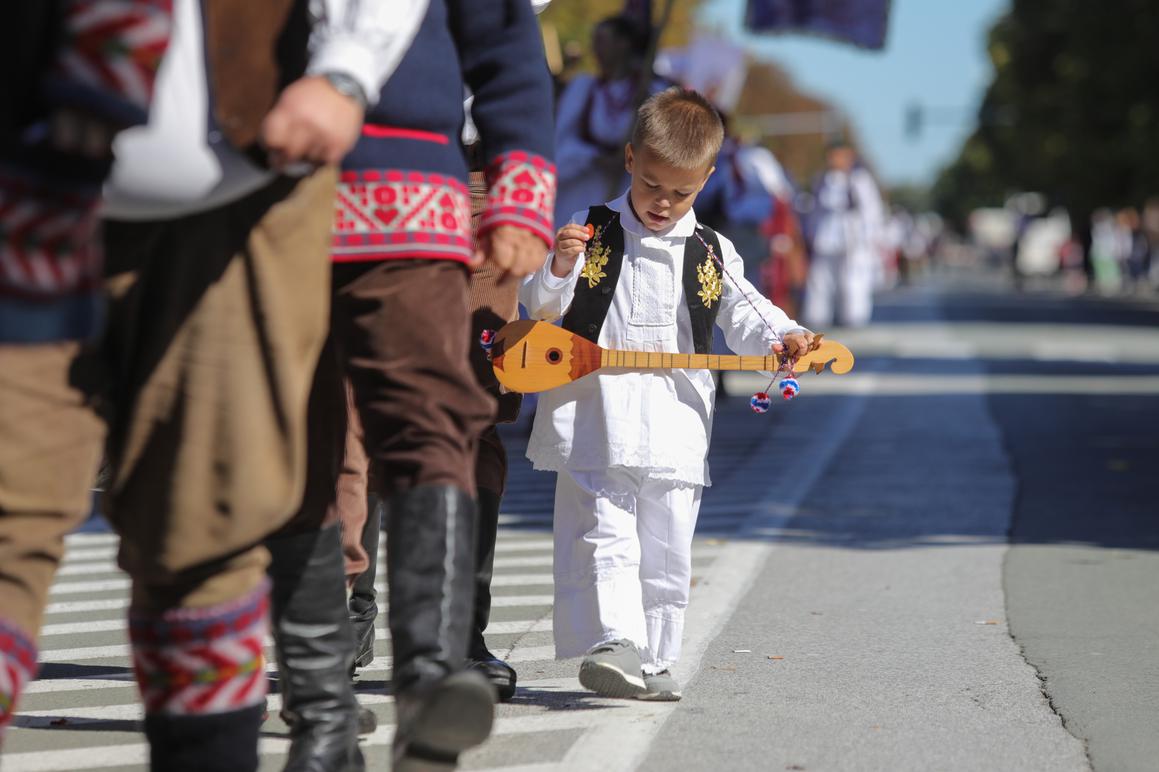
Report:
3,397,788,771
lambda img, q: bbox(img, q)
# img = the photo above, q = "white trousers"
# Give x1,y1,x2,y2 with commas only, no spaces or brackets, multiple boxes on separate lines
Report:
552,468,703,673
803,249,874,328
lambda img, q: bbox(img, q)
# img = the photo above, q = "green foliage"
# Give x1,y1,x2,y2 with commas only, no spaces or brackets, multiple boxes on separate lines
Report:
933,0,1159,227
540,0,704,75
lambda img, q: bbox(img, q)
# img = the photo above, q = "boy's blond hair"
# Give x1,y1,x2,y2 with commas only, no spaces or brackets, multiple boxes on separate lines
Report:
630,87,724,171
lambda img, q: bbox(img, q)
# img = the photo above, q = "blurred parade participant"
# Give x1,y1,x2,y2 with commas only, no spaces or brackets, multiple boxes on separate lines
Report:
1,0,172,744
297,0,555,767
802,139,885,328
523,88,813,703
0,1,425,770
1144,197,1159,291
553,14,668,226
1089,208,1122,294
338,0,557,713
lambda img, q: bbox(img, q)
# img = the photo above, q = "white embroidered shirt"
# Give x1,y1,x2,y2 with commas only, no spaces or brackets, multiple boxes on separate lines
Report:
519,193,805,486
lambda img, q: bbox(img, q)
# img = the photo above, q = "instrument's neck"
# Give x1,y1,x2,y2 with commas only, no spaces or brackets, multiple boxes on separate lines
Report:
599,348,779,373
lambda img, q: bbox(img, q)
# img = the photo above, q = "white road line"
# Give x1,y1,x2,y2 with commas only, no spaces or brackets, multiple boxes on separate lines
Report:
44,597,128,615
2,709,612,772
557,366,872,772
41,593,553,619
48,578,129,596
728,371,1159,396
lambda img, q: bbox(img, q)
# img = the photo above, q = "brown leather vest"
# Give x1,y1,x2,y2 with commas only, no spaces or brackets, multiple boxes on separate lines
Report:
202,0,309,151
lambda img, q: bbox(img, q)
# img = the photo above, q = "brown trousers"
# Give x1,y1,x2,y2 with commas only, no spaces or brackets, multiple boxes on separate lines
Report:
0,169,336,635
321,258,524,577
279,260,495,563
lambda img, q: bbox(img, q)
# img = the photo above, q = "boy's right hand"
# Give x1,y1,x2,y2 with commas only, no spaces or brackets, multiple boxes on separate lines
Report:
551,223,592,278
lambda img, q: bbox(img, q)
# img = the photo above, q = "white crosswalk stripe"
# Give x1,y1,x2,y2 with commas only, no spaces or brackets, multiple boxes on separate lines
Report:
5,404,782,771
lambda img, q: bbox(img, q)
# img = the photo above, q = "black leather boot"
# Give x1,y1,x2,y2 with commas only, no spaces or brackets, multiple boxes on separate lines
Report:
465,487,517,702
349,497,382,676
387,485,496,770
267,524,365,772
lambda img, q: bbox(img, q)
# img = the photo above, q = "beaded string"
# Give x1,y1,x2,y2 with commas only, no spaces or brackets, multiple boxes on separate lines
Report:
692,229,800,411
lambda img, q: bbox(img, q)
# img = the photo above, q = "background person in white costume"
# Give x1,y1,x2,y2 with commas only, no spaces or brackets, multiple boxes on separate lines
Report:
520,88,813,702
802,140,886,328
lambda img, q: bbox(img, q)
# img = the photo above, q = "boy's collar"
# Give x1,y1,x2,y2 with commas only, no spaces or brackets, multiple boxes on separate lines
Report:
607,192,698,238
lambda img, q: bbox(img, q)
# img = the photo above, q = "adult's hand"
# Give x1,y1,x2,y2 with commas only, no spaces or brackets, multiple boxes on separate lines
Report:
474,225,549,282
261,75,363,170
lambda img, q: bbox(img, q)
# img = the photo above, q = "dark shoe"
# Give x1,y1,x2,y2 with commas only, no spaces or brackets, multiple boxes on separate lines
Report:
349,498,382,677
267,524,365,772
467,488,516,702
144,703,264,772
386,485,493,767
466,651,517,702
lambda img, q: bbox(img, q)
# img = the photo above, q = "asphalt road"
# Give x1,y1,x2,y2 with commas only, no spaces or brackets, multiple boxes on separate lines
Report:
7,270,1158,771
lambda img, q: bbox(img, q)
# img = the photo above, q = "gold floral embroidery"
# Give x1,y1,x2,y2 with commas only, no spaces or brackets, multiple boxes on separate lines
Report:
579,225,610,288
697,251,722,308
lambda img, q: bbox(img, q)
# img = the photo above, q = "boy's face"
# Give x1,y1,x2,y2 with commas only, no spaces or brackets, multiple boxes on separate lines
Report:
624,144,714,232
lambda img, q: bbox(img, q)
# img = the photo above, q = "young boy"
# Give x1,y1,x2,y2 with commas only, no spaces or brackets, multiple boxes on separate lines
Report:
519,87,814,701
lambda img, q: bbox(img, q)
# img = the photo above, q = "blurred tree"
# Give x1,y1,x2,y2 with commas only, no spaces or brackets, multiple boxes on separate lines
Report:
933,0,1159,230
732,59,857,187
540,0,704,79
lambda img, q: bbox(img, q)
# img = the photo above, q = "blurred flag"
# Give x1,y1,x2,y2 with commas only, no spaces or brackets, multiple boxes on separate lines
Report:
744,0,891,50
655,35,747,114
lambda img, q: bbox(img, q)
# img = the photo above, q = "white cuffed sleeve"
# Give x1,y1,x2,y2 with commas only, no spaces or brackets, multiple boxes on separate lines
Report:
307,0,429,107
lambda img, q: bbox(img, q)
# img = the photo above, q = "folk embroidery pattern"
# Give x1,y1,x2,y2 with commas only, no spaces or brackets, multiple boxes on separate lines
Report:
697,249,722,308
580,225,611,288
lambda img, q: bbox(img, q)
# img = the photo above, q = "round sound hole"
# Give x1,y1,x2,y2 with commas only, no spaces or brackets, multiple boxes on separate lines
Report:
546,348,563,364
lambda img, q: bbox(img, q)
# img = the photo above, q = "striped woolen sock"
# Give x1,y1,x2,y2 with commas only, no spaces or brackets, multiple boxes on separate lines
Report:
129,580,270,716
0,620,37,740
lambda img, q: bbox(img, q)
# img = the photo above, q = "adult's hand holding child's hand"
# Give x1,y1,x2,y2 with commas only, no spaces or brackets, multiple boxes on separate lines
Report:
550,223,592,277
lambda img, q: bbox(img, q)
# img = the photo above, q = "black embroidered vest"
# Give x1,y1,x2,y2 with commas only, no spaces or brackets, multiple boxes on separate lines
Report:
561,205,723,354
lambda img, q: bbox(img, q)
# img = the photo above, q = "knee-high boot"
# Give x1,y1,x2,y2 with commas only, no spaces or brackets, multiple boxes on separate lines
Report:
466,487,517,701
387,484,495,770
267,525,364,772
349,497,381,674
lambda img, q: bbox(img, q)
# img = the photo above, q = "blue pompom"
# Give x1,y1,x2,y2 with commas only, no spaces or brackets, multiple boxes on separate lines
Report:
750,391,772,413
780,377,800,400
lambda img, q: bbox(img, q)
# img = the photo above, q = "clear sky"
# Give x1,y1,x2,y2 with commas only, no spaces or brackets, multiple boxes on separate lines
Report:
697,0,1011,188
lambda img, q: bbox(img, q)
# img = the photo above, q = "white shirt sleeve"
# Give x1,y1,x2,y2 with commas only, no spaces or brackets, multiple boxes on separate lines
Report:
714,232,804,356
307,0,429,108
519,210,585,321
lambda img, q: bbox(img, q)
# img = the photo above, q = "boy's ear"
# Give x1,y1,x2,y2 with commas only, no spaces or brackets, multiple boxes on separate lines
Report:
624,143,634,173
700,164,717,188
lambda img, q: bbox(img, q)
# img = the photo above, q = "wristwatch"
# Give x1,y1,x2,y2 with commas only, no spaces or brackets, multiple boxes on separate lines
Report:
321,71,368,111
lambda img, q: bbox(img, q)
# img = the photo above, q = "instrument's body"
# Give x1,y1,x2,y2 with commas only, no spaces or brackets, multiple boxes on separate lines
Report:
489,320,854,394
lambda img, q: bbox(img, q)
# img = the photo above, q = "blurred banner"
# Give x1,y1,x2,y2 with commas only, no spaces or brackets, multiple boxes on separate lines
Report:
655,35,747,114
744,0,891,50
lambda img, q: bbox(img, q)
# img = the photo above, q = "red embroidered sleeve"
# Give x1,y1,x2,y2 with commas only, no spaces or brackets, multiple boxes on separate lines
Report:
479,151,556,247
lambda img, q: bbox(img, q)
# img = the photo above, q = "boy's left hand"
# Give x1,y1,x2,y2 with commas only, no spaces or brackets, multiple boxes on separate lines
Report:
773,330,816,359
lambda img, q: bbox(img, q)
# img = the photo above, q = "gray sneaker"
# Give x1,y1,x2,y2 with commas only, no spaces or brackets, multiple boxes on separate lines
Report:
578,639,647,698
637,670,681,701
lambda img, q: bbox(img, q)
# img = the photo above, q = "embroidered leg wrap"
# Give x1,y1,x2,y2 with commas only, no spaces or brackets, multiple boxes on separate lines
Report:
0,620,37,742
130,581,270,772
